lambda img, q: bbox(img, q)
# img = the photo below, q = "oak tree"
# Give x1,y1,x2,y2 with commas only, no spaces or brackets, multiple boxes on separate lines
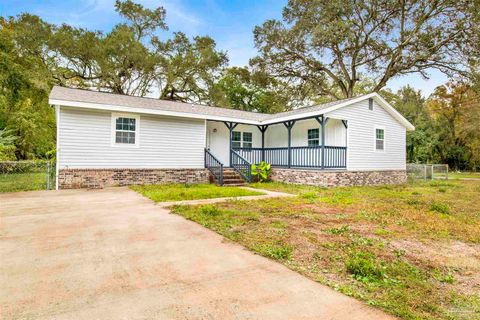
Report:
252,0,477,100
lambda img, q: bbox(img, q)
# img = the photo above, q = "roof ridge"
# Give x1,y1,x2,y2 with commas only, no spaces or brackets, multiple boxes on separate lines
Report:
51,85,271,118
51,85,369,117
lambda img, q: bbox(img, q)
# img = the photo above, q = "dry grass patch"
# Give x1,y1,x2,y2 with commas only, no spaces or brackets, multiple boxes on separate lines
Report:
172,180,480,320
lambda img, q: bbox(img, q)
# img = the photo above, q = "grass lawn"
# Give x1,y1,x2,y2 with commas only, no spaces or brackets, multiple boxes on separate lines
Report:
131,183,264,202
172,180,480,320
0,172,47,193
448,171,480,180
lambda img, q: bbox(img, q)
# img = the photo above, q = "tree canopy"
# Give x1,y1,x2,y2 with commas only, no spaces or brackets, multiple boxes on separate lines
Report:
252,0,478,100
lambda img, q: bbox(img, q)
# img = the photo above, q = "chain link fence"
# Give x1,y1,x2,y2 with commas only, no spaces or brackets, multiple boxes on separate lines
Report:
0,161,55,193
407,163,449,181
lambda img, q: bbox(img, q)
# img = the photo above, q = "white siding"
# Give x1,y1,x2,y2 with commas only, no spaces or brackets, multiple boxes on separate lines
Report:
58,107,206,169
206,122,261,165
325,99,406,170
265,118,346,147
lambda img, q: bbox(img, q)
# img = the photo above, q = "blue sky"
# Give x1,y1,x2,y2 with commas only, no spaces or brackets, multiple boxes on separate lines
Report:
1,0,447,96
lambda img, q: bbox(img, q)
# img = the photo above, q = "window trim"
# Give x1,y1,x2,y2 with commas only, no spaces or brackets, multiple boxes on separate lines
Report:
242,132,253,149
307,128,320,147
374,126,385,152
111,113,140,147
232,130,253,148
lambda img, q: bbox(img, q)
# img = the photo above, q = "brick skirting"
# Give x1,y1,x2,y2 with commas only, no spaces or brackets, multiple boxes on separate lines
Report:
270,168,407,187
58,168,209,189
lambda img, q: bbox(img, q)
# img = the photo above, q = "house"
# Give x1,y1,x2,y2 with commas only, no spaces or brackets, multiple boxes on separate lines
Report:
49,86,414,189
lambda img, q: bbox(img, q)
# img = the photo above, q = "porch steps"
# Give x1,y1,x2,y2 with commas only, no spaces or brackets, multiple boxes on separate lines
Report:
211,168,247,186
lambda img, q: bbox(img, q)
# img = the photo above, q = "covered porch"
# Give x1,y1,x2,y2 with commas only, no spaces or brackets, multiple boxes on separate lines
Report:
205,115,348,184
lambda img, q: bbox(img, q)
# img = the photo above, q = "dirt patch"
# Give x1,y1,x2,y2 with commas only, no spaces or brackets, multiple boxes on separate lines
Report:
391,238,480,295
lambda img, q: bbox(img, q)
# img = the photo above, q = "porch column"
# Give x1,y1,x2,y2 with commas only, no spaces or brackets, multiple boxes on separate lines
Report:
342,120,348,168
224,122,238,166
283,121,296,168
315,116,329,169
257,125,268,162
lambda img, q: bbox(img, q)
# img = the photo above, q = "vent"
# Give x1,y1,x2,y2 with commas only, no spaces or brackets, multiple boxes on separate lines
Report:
368,98,373,110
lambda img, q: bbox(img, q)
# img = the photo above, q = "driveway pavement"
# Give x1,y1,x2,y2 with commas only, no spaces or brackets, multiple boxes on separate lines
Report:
0,187,394,320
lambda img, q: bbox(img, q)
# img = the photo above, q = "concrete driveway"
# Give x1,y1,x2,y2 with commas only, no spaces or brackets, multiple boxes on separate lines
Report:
0,187,394,320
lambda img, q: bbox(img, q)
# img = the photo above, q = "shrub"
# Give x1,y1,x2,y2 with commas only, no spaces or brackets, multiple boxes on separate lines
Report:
0,145,16,161
346,252,384,282
429,202,450,215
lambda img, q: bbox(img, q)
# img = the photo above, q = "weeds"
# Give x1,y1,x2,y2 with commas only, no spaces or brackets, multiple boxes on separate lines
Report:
430,202,450,215
253,243,293,260
200,204,220,216
300,191,318,203
173,180,480,320
346,252,384,282
326,225,350,235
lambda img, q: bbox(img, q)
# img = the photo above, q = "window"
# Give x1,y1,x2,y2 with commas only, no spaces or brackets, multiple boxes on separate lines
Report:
369,98,374,110
232,131,252,148
112,113,139,146
243,132,252,148
308,128,319,147
375,128,385,150
232,131,241,148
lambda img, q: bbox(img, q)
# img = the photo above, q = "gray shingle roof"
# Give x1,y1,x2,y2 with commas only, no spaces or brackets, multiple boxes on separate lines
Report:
263,97,358,121
49,86,364,123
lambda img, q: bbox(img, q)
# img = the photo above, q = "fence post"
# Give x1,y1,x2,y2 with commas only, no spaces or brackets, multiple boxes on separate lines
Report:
46,161,50,190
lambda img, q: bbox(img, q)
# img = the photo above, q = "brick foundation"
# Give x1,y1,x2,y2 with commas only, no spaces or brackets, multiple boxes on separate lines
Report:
270,168,407,187
58,168,209,189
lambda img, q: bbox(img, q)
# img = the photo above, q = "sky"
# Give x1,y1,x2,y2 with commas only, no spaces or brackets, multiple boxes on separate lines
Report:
1,0,448,97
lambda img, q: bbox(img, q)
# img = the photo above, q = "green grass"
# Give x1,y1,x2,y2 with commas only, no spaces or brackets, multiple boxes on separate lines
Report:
0,172,47,193
131,183,264,202
447,171,480,180
172,180,480,320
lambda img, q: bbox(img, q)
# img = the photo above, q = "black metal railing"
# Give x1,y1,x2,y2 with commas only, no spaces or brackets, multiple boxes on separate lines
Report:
231,149,252,182
205,148,224,185
234,146,347,169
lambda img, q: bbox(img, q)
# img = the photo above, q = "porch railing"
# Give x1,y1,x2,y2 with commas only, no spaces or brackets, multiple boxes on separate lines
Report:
233,146,347,169
231,149,252,182
205,148,223,185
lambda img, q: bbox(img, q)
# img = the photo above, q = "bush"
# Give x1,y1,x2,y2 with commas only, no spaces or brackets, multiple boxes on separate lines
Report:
0,145,16,161
346,252,384,282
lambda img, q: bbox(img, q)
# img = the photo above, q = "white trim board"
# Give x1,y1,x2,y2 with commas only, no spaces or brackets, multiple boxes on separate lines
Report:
50,92,415,131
